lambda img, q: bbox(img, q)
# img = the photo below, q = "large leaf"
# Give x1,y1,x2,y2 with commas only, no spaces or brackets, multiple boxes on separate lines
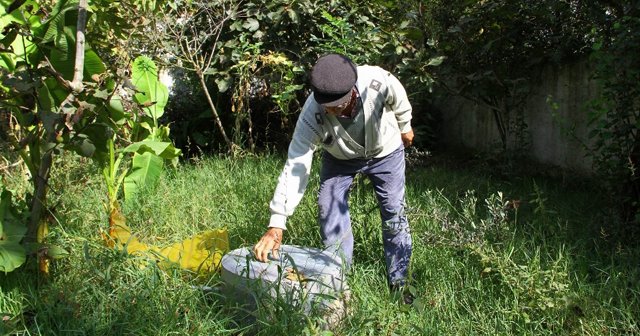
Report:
48,27,76,79
123,140,181,160
0,188,26,241
123,151,163,203
0,240,26,273
108,95,126,116
84,49,106,79
47,25,106,82
242,18,260,32
2,220,26,241
36,0,79,40
65,123,113,164
0,53,14,71
0,187,27,273
37,81,56,112
42,7,66,47
69,134,97,158
131,56,168,121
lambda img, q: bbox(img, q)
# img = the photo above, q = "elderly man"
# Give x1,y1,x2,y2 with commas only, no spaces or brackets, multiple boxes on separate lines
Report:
253,53,414,301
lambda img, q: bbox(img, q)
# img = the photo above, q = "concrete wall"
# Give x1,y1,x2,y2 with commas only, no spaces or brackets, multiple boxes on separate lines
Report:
437,60,598,173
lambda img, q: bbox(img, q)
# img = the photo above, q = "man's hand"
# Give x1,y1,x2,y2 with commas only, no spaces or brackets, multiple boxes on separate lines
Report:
401,129,415,148
253,227,284,262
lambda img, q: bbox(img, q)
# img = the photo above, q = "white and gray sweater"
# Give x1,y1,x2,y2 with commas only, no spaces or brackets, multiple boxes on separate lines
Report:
268,65,413,229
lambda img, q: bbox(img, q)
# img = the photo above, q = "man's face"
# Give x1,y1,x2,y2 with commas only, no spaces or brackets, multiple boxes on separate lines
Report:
324,90,353,116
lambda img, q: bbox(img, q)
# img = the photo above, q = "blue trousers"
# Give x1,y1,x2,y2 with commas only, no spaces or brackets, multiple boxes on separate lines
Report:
318,146,412,286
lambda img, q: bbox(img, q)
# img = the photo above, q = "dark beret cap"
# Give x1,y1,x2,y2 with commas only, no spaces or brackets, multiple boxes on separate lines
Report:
310,54,357,107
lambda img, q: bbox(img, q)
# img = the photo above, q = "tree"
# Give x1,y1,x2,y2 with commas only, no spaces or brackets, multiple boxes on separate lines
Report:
421,0,608,151
0,0,179,273
154,0,244,153
1,0,106,272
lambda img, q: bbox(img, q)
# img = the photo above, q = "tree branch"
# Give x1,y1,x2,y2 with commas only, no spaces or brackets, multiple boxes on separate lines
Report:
71,0,88,92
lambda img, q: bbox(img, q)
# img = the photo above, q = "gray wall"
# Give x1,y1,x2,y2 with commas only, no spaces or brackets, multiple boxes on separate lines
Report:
437,60,599,173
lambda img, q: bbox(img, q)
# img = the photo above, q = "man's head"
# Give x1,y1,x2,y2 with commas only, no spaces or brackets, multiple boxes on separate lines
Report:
310,54,357,107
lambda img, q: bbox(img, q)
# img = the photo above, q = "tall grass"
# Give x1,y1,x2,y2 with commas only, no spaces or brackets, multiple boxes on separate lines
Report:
1,152,638,335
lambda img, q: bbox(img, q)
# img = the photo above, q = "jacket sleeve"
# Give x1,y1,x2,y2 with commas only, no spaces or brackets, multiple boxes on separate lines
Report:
384,71,413,133
268,97,323,230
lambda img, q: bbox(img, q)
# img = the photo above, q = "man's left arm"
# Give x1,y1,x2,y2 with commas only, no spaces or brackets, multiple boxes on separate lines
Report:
384,71,414,147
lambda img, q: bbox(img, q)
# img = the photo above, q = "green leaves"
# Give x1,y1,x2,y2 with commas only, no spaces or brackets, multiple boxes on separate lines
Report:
0,0,39,71
242,18,260,32
122,140,181,204
123,151,164,204
40,0,81,62
93,55,180,215
123,140,181,162
0,240,26,273
131,56,169,122
587,14,640,224
0,184,27,273
427,56,446,67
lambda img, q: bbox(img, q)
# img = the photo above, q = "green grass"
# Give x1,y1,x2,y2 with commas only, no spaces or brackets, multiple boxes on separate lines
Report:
1,152,639,335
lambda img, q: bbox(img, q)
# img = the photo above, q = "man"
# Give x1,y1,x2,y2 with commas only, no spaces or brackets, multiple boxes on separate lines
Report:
253,53,414,298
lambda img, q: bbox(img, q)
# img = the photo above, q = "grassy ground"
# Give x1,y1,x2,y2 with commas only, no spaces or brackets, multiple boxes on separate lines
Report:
1,151,639,335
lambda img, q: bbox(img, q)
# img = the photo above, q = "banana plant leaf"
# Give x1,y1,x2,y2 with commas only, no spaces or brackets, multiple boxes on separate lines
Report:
123,140,181,165
131,56,168,121
123,151,163,204
123,140,178,157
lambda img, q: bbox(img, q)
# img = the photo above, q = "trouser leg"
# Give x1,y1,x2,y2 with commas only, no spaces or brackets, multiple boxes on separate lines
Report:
365,147,412,286
318,153,356,266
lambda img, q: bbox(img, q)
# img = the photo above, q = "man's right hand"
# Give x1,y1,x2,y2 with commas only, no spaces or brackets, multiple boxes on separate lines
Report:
253,227,284,262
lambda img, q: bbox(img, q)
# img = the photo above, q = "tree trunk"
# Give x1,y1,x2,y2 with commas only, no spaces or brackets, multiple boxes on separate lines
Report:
197,71,236,152
26,151,52,243
27,0,88,244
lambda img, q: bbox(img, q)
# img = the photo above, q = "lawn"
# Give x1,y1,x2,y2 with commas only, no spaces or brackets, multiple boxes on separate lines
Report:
1,151,638,335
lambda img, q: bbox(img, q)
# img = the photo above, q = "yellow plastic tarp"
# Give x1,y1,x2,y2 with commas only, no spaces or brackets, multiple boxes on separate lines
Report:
104,221,229,275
